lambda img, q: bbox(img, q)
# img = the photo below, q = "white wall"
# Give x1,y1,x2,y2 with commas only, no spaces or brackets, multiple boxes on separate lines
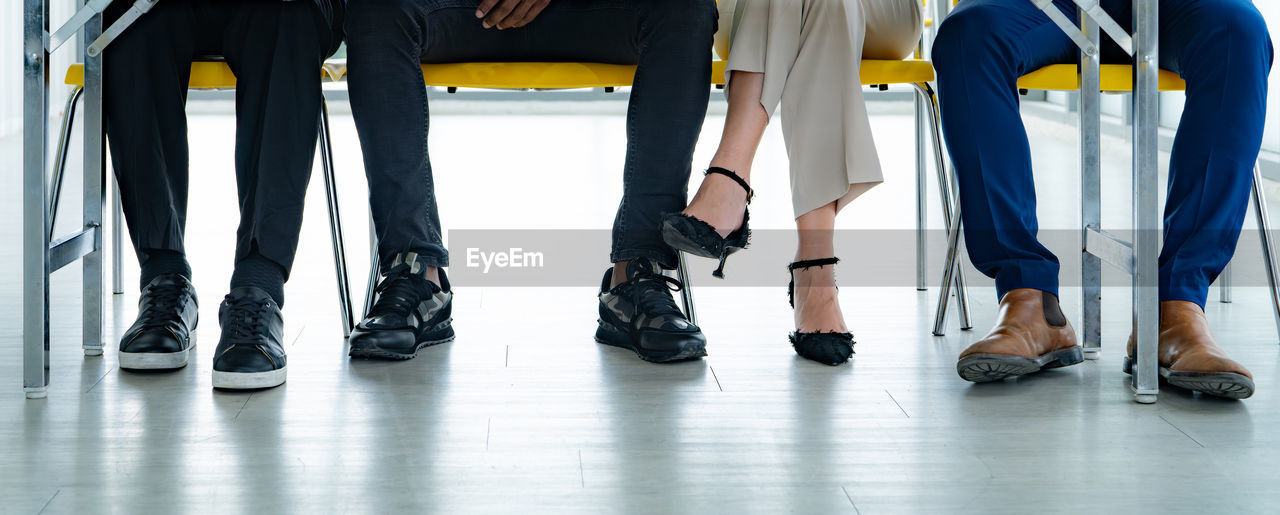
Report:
1,0,23,138
1263,1,1279,154
1,0,79,140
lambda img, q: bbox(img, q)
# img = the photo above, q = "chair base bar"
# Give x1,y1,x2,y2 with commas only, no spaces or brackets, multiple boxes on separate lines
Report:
49,227,98,273
1084,227,1135,274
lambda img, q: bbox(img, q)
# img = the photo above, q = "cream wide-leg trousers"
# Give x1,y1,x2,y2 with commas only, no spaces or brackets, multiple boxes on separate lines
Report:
715,0,923,218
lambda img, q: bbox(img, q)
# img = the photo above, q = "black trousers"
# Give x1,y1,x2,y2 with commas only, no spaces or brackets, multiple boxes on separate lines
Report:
345,0,718,271
104,0,343,278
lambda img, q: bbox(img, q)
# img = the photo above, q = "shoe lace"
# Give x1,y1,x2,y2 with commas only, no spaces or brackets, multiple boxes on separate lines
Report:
223,296,270,341
137,283,188,329
629,267,685,318
369,264,431,318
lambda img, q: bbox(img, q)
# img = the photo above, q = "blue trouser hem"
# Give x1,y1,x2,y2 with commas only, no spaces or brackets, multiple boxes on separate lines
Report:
993,261,1060,302
1160,278,1210,309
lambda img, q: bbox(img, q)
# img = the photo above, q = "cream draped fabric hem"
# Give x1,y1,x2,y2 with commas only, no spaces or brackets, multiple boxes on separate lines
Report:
715,0,923,218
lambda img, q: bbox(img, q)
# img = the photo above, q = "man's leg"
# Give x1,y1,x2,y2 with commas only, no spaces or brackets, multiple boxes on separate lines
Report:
1151,0,1272,308
932,0,1084,383
209,0,340,389
345,0,448,279
607,0,717,274
451,0,717,361
104,0,198,287
220,0,337,306
600,0,716,362
933,0,1078,299
1118,0,1272,399
343,0,460,360
103,0,203,371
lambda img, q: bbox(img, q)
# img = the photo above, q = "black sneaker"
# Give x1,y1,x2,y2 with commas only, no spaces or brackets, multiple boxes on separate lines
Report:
212,287,287,390
596,258,706,363
348,252,455,360
119,274,199,370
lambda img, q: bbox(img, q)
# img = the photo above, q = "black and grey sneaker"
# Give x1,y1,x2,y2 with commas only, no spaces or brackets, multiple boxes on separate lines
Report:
212,287,287,390
119,274,199,370
348,252,455,360
596,257,706,363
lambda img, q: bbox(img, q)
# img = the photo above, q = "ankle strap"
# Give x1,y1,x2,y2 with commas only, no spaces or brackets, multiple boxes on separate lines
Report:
788,257,839,271
706,167,753,204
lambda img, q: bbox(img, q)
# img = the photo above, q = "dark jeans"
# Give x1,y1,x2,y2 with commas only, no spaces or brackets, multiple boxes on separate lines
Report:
345,0,718,271
933,0,1272,307
104,0,343,278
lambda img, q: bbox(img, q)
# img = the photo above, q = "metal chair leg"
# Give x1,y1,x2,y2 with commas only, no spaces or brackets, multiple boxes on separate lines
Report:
363,216,380,318
1078,21,1103,360
318,100,354,338
1218,261,1232,303
914,89,927,291
48,86,84,240
677,252,697,326
81,27,107,358
926,84,971,331
24,0,51,398
935,202,964,337
112,178,123,294
1251,163,1280,341
916,83,971,335
1131,3,1161,404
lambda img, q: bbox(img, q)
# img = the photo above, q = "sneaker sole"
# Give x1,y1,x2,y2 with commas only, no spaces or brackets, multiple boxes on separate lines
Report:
595,321,706,364
956,346,1084,383
1122,356,1255,400
212,366,287,390
348,323,456,361
118,334,196,371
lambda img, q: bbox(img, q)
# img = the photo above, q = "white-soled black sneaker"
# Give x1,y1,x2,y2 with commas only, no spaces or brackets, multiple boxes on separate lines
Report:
212,287,286,390
118,274,198,371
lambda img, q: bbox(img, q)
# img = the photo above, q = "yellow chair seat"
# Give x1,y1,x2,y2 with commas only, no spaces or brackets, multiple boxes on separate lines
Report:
67,58,937,90
857,59,936,86
420,62,640,89
1017,64,1186,92
419,59,935,89
65,62,340,88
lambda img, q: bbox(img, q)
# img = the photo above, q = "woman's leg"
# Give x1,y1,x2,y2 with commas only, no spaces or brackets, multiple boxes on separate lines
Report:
678,70,768,238
793,201,847,333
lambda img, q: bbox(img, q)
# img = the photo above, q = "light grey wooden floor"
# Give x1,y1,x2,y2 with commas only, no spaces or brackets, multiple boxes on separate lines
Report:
4,102,1279,514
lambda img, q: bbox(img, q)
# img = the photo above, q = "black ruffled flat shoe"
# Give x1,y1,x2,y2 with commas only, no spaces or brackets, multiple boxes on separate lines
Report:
788,257,855,366
661,167,752,278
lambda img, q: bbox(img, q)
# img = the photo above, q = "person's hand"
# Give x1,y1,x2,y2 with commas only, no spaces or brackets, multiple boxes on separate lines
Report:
476,0,551,30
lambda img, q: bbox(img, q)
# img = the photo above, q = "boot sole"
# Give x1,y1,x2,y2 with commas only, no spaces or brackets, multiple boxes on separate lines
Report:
1122,356,1255,400
212,366,286,390
595,320,706,364
957,346,1084,383
119,334,196,371
348,322,456,361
